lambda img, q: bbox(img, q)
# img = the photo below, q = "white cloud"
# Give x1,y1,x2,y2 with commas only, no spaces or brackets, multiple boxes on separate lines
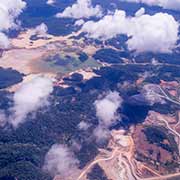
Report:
56,0,102,19
43,144,79,177
0,32,10,49
81,10,179,53
93,125,110,143
0,110,6,127
0,0,26,30
9,76,53,128
94,91,122,142
46,0,55,5
74,19,85,26
135,7,145,17
120,0,180,10
34,23,48,36
78,121,90,130
71,140,81,151
82,10,127,40
0,0,26,48
94,91,122,127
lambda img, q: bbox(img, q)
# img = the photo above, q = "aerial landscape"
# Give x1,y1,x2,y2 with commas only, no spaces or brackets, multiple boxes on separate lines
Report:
0,0,180,180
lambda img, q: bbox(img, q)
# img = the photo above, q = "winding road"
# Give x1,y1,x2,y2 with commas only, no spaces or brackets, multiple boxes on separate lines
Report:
77,148,119,180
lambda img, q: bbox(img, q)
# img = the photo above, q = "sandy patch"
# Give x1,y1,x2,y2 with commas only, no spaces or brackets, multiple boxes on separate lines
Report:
0,48,46,74
11,29,80,49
